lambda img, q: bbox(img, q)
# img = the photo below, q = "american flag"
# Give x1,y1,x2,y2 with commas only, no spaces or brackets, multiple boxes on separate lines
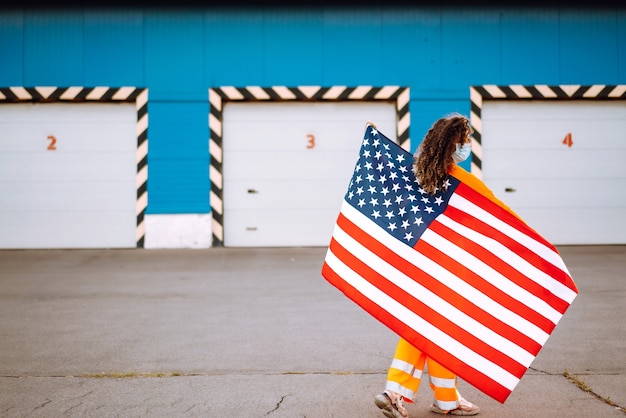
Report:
321,125,578,403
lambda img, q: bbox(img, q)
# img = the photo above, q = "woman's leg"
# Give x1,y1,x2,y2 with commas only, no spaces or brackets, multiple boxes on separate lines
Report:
426,357,458,411
384,338,427,402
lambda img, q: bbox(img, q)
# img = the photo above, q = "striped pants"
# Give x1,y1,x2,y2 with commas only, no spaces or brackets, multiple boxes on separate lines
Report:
384,338,460,411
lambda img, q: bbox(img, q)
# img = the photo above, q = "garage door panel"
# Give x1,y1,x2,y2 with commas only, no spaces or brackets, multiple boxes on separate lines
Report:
509,208,626,245
481,120,626,150
484,178,626,209
0,211,136,249
224,179,347,211
483,149,624,179
224,208,338,247
224,149,359,180
1,181,136,211
0,153,135,181
223,102,397,152
0,101,138,248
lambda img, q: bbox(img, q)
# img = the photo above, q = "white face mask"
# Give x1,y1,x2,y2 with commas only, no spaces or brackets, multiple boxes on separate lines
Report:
452,143,472,163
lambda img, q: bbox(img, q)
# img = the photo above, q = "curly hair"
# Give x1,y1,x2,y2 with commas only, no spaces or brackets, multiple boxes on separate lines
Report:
413,113,472,195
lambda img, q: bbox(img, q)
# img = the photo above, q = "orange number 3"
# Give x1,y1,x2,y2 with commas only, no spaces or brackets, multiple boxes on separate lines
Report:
306,134,315,149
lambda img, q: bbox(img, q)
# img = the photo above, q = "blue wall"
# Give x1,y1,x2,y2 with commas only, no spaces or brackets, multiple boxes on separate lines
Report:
1,6,624,214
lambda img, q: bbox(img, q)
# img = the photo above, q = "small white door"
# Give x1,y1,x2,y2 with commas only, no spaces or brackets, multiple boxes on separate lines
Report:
223,101,397,247
481,100,626,245
0,102,137,248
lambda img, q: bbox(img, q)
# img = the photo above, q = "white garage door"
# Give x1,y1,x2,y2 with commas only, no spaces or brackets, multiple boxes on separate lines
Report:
223,101,397,247
0,102,137,249
481,100,626,245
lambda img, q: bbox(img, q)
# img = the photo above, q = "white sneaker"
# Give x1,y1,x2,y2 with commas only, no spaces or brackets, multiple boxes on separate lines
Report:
374,390,409,418
430,395,480,416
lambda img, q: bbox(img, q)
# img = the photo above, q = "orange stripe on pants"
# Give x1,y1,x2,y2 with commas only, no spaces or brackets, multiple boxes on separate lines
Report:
385,338,459,410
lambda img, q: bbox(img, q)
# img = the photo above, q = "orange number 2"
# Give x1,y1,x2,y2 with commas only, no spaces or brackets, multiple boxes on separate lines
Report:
47,135,57,151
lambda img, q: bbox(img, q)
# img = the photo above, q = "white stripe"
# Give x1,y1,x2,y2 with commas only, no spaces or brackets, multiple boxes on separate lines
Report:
449,194,576,303
34,86,56,99
390,359,416,376
60,86,82,100
608,85,626,97
433,399,458,410
483,85,506,98
247,86,270,100
583,85,605,98
272,86,296,100
509,85,533,98
221,86,244,100
560,85,581,97
385,381,416,401
10,86,31,100
210,191,223,215
112,86,135,100
211,217,223,240
322,86,347,99
209,89,222,111
535,85,557,98
429,376,456,388
422,226,560,331
209,138,222,164
375,85,400,100
348,86,372,99
86,86,108,100
298,85,321,98
325,244,520,391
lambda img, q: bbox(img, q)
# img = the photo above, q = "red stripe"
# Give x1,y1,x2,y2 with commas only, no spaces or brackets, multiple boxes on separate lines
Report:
427,220,559,333
322,245,514,404
331,214,528,377
453,183,577,295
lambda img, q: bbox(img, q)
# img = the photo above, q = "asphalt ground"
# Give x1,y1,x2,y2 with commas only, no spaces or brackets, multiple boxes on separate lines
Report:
0,246,624,417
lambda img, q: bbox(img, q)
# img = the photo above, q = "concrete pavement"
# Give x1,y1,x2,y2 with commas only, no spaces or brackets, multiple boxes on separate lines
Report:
0,246,624,417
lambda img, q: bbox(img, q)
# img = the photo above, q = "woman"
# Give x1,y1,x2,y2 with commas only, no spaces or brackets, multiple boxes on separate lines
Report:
374,114,481,417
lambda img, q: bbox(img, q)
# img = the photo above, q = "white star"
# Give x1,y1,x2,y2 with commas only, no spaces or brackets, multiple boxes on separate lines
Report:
392,183,401,192
389,171,398,180
418,187,427,195
434,196,444,205
377,163,384,172
385,211,395,219
407,194,417,202
398,166,408,173
425,206,434,214
362,138,370,146
378,175,387,184
366,173,375,182
387,222,397,231
364,161,373,170
442,179,451,189
355,163,361,172
421,196,430,204
404,232,413,241
414,217,423,226
356,187,364,195
383,199,392,208
396,154,406,163
358,199,366,207
348,191,354,199
355,175,362,184
380,187,390,196
386,161,395,169
383,143,390,150
404,183,414,191
368,185,377,194
371,128,378,136
374,150,382,159
410,205,420,214
372,138,380,147
395,195,404,204
402,175,411,182
363,150,371,158
401,219,411,229
370,198,379,206
372,210,381,219
398,207,407,217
